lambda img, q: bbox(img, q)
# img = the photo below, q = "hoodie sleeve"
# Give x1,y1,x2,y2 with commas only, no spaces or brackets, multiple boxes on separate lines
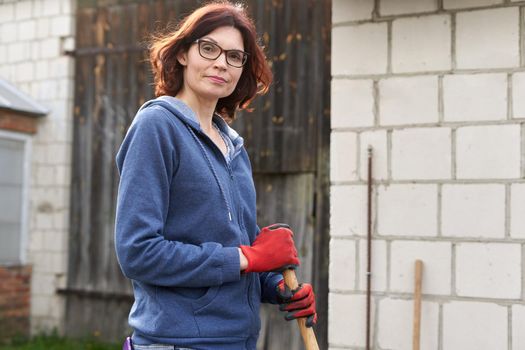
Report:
114,107,240,288
260,272,283,304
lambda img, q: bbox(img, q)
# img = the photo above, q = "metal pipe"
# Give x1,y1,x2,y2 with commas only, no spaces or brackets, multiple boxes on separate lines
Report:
366,146,373,350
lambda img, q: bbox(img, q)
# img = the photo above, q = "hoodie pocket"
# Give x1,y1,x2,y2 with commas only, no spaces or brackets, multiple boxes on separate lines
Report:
192,280,255,337
190,285,221,312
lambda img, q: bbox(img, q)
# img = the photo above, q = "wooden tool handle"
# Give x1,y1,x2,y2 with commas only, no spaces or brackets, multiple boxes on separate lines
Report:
412,260,423,350
283,269,320,350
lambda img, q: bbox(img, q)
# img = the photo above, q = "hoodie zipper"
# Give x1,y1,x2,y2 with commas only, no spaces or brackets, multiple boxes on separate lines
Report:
186,125,234,222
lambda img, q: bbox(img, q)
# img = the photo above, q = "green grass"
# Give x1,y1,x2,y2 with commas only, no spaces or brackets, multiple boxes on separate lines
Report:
0,334,119,350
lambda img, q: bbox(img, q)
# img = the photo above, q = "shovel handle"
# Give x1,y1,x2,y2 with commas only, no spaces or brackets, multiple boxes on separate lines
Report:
283,269,320,350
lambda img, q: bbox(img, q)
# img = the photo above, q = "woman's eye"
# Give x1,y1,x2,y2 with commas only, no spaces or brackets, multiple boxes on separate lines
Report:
202,43,217,53
228,52,242,62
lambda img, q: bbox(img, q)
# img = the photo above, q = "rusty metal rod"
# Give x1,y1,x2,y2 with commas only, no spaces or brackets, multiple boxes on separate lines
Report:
366,146,373,350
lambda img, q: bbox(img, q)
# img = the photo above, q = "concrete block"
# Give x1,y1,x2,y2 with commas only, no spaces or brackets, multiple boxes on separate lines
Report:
35,60,49,80
332,23,388,75
40,38,61,59
377,184,438,237
42,0,61,16
442,184,505,238
391,241,452,295
48,143,71,166
47,294,66,320
359,130,388,181
378,298,439,350
34,212,53,231
358,239,387,292
330,185,367,237
329,294,374,347
392,127,451,180
14,1,32,20
15,62,34,83
52,120,73,143
379,0,438,16
443,301,507,350
31,273,55,294
456,8,519,69
333,0,374,23
55,162,71,186
61,0,76,15
31,41,40,60
27,230,43,253
510,184,525,238
0,22,17,44
331,131,358,182
57,78,73,99
51,16,74,37
443,73,507,122
53,210,69,231
35,80,57,101
331,79,374,128
32,0,44,17
0,4,15,23
379,76,439,125
42,231,67,253
329,238,356,291
444,0,504,9
456,243,521,299
35,165,55,186
31,295,52,317
36,18,50,39
17,20,36,41
513,305,525,350
512,72,525,118
392,14,451,73
7,42,31,63
30,251,56,273
49,57,74,78
0,65,14,82
456,125,521,179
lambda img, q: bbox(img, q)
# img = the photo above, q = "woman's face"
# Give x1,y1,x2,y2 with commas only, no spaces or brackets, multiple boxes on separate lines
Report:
178,26,245,102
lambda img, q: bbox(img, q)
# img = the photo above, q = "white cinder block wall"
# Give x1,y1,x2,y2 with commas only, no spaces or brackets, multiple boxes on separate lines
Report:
330,0,525,349
0,0,75,334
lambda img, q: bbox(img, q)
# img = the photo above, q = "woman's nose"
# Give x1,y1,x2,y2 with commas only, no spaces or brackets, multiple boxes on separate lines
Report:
214,52,228,69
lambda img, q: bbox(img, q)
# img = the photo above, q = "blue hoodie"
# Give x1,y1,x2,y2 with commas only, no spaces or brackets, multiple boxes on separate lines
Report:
115,96,283,350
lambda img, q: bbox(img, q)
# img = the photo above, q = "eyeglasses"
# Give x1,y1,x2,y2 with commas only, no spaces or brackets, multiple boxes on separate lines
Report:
194,39,249,68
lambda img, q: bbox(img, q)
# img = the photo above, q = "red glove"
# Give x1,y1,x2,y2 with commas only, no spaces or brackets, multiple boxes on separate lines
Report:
240,224,300,273
276,279,318,328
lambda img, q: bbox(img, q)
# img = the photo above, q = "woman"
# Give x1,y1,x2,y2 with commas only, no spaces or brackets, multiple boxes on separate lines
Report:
115,2,317,350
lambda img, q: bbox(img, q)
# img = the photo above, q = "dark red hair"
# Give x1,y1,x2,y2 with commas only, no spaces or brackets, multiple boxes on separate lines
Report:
149,1,273,122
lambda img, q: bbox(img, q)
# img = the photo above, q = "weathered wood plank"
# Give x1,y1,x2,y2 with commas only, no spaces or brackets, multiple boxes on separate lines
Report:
254,173,315,350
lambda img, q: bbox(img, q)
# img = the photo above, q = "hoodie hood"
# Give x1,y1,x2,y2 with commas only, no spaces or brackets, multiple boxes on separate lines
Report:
138,96,245,160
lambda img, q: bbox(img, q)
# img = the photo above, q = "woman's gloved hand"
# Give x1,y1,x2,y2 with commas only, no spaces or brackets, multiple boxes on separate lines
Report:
239,224,300,273
276,279,318,328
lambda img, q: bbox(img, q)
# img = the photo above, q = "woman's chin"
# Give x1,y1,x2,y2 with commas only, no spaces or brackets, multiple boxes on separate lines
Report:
200,87,234,100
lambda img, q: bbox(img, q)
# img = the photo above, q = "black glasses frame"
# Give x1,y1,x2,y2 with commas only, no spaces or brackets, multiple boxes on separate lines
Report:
194,39,249,68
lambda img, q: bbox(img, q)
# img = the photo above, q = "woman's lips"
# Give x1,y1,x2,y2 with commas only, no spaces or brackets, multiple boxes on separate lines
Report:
207,76,227,84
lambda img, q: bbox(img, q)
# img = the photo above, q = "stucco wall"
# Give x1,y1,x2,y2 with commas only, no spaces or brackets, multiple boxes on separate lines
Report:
0,0,75,335
330,0,525,349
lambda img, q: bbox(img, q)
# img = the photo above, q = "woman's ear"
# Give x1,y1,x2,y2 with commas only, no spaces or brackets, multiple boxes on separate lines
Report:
177,51,188,66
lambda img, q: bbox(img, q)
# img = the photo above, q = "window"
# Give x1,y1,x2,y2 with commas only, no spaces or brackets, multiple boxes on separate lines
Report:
0,130,31,265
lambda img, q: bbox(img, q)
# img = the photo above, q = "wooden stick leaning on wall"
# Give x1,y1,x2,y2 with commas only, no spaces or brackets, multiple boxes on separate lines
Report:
413,260,423,350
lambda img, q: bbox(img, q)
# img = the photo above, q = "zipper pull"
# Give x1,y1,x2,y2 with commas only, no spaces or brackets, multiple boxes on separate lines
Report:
228,211,232,221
